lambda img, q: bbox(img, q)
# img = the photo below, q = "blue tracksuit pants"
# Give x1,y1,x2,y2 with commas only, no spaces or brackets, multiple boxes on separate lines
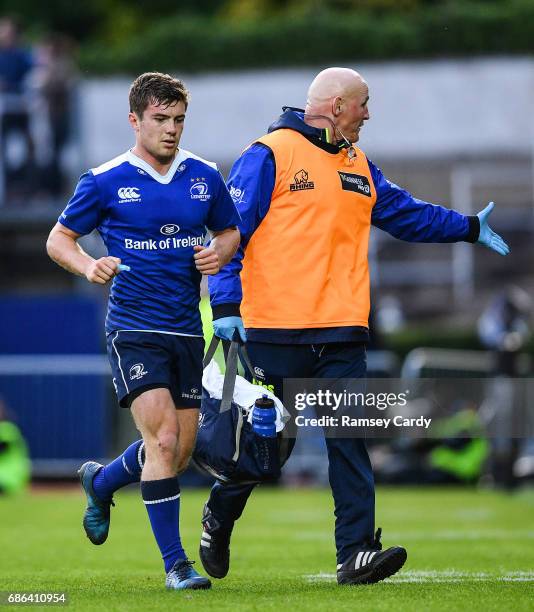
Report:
206,341,375,564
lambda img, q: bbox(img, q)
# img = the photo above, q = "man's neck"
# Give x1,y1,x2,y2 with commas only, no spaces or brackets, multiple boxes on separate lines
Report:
131,145,177,176
303,110,336,144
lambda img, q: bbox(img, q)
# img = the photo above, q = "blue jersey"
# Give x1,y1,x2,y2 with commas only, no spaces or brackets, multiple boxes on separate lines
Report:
59,149,240,336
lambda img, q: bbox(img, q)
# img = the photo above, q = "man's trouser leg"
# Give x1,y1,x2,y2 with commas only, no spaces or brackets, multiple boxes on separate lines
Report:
206,481,257,530
313,342,375,565
324,436,374,565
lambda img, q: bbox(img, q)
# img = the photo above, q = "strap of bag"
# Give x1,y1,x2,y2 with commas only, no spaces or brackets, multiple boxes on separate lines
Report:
239,345,254,378
220,340,239,413
203,334,221,368
203,335,255,414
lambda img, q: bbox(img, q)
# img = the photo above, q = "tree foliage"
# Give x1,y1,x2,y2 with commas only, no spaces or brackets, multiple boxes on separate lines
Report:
1,0,532,73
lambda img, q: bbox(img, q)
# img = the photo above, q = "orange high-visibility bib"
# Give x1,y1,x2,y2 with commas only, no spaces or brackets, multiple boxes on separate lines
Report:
241,128,377,330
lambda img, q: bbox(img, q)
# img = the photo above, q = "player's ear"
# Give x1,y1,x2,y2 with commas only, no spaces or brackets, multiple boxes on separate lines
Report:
128,111,140,132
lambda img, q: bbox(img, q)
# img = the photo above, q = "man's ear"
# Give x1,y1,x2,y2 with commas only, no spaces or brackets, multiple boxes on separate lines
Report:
332,97,343,117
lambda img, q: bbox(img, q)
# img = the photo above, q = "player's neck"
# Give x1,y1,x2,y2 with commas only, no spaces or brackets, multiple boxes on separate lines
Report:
130,146,177,176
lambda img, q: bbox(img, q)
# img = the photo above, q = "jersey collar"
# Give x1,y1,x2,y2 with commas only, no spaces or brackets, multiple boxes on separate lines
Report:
126,149,188,184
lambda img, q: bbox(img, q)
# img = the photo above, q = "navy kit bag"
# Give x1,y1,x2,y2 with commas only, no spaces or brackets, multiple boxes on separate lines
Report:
193,336,289,484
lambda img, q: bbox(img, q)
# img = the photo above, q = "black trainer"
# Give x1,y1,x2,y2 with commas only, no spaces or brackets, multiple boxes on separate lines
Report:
198,503,232,579
336,528,407,585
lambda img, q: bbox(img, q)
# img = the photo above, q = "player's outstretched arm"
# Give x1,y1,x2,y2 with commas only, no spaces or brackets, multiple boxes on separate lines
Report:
193,227,240,276
46,222,122,284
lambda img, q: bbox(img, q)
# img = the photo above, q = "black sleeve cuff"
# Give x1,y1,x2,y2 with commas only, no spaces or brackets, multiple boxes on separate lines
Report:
212,303,241,320
464,215,480,243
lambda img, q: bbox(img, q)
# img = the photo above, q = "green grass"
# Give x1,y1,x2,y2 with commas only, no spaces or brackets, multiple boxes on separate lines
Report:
1,486,533,611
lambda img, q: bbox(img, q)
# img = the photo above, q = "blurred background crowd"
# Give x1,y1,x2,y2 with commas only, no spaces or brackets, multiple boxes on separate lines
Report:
0,15,76,204
0,0,533,493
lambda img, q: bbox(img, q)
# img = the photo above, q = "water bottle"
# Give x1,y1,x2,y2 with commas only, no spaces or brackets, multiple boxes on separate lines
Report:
252,394,277,438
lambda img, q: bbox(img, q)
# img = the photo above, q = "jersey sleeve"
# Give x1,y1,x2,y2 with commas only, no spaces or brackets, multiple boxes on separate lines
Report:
58,172,103,236
205,172,241,232
369,159,479,243
208,143,276,318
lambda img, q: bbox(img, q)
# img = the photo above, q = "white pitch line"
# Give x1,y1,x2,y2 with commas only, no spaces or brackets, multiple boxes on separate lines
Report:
304,570,534,583
296,530,534,541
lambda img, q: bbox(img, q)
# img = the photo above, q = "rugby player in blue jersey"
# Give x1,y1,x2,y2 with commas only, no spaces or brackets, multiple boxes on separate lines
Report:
46,72,240,591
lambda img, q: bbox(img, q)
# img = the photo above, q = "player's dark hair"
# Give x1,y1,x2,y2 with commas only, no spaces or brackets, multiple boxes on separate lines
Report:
129,72,189,117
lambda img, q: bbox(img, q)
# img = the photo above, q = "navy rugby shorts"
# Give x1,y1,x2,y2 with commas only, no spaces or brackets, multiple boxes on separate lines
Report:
106,330,204,409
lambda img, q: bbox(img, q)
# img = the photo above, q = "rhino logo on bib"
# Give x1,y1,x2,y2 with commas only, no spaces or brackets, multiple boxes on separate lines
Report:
290,169,315,191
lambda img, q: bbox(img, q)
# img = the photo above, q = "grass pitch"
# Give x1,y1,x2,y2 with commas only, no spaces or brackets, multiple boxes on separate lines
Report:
1,486,533,611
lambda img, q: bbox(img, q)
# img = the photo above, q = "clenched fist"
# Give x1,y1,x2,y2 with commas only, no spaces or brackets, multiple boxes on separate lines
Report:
85,256,122,284
193,245,220,275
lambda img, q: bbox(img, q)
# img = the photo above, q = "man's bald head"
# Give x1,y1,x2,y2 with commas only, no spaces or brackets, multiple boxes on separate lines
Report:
306,67,366,108
304,67,370,144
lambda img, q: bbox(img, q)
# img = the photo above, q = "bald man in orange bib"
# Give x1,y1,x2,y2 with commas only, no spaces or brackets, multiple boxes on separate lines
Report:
203,67,508,585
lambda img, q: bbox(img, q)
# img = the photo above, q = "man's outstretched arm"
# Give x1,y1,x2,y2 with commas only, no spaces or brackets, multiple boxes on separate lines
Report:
476,202,509,255
369,160,509,255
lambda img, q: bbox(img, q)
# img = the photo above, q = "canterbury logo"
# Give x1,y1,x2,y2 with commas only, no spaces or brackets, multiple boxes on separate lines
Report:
117,187,141,200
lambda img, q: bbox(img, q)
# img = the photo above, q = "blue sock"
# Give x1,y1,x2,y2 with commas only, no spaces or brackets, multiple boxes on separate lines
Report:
92,439,145,500
141,477,186,573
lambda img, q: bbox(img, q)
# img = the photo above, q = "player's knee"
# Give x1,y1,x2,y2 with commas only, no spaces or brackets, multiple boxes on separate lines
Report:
147,429,179,462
